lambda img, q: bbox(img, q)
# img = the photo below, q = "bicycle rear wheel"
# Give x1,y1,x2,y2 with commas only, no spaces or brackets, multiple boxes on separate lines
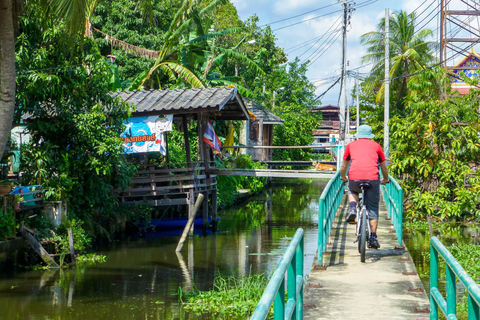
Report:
359,207,367,262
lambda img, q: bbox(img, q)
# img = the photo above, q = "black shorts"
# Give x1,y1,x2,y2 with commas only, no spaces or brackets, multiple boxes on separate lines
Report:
348,180,380,219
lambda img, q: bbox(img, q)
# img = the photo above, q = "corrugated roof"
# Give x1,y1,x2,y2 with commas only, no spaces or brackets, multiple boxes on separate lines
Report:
243,99,284,124
109,87,249,120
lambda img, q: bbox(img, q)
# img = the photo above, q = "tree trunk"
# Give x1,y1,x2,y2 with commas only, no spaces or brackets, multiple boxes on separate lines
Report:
0,0,16,160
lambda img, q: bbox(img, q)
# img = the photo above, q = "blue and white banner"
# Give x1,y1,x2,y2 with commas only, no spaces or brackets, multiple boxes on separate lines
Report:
121,115,173,154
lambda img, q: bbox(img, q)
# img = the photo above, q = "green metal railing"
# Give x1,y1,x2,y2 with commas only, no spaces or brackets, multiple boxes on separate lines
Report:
430,236,480,320
381,175,403,246
251,228,305,320
318,171,344,265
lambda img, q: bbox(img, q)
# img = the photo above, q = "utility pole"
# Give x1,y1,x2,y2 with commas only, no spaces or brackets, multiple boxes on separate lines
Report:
356,71,360,130
384,8,390,159
338,0,348,142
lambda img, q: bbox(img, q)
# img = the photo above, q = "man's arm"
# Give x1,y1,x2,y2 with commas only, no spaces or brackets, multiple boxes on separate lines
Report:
380,160,389,184
340,159,349,182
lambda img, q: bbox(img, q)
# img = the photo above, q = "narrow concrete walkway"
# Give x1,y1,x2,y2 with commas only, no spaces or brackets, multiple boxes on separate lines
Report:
304,196,430,320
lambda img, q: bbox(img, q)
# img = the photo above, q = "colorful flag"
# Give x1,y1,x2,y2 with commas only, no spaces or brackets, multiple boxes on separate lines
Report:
203,120,222,154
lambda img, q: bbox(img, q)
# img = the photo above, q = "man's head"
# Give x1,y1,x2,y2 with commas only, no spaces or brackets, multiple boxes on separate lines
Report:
355,125,375,139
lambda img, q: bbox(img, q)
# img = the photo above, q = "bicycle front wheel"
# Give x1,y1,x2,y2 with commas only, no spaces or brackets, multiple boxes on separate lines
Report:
359,207,367,263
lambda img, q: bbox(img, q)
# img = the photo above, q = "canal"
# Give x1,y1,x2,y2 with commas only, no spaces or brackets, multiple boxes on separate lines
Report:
0,179,327,320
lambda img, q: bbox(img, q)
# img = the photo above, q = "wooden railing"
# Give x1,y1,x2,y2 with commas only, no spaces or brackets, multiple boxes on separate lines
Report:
118,162,216,206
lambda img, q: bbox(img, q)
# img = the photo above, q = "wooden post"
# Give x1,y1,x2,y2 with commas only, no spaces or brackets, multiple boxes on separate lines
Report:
68,227,76,265
19,222,59,268
182,115,191,167
188,189,195,236
258,119,264,160
212,189,217,232
165,131,170,164
176,193,204,252
202,191,209,233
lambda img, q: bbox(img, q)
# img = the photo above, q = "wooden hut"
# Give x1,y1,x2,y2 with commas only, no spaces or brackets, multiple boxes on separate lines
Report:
240,99,284,161
110,87,249,229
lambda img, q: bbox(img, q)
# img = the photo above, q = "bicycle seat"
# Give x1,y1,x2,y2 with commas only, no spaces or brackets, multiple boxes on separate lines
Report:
357,181,372,189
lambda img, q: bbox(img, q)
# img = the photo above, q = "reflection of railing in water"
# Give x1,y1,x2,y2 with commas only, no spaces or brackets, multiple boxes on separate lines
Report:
430,236,480,319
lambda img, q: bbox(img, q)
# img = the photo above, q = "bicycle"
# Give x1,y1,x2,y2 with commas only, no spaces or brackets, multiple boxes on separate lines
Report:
354,181,372,263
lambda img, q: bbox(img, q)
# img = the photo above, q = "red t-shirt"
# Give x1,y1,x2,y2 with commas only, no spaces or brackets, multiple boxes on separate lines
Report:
343,139,386,180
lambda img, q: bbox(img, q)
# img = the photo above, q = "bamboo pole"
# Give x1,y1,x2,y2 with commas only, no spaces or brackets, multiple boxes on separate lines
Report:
176,193,204,252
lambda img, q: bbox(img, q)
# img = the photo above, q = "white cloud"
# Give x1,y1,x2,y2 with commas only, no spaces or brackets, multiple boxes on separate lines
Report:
274,0,319,14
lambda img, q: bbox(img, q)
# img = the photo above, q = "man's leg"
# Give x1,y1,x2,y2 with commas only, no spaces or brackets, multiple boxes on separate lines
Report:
346,181,360,223
365,181,381,248
369,218,378,233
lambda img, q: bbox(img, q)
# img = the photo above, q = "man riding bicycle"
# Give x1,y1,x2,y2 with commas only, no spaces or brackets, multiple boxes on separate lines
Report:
339,125,389,249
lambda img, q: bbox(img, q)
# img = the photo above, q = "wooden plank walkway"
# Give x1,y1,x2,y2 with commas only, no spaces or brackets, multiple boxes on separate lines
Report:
304,196,430,320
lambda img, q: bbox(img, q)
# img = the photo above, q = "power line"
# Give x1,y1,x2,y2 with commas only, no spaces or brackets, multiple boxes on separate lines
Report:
259,1,342,28
271,0,376,32
307,32,343,66
285,15,342,54
298,18,343,60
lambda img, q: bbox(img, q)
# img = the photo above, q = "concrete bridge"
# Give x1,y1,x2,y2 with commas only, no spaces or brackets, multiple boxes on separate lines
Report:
303,195,430,319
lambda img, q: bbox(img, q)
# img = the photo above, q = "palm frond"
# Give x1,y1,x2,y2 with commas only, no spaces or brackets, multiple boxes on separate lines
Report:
199,0,228,16
188,28,245,44
210,46,265,76
160,61,204,88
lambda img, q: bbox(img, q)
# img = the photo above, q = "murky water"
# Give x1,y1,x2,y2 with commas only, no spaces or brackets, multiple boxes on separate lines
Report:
404,221,480,296
0,179,327,320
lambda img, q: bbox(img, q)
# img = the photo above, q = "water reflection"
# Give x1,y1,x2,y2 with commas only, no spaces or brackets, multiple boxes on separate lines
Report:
404,221,480,297
0,179,326,320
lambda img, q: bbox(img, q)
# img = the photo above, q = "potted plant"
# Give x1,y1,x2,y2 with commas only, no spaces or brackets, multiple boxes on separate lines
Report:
43,173,73,228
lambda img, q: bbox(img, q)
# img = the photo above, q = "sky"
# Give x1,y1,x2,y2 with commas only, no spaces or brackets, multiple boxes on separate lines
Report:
230,0,480,106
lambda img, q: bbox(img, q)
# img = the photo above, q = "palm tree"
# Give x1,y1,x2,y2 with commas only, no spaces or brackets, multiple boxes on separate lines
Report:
137,0,264,91
0,0,19,161
360,10,437,115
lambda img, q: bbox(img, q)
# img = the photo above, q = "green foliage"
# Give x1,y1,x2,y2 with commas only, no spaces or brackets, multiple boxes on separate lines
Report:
0,203,15,240
389,68,480,220
179,272,271,319
215,158,239,209
44,219,92,254
448,243,480,281
76,253,107,265
273,106,320,161
16,11,137,237
234,155,267,193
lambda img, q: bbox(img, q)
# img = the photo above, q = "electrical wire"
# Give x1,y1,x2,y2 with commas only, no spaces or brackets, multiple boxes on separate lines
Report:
259,1,342,28
286,15,342,55
298,19,343,60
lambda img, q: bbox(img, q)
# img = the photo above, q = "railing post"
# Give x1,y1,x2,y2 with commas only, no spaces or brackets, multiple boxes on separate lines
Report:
296,235,304,320
274,278,285,320
430,244,439,320
318,198,325,265
446,265,457,317
288,253,296,320
468,293,480,320
397,188,403,246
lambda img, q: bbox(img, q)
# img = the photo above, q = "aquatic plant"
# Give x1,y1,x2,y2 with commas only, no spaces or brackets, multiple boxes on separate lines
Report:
179,272,272,319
